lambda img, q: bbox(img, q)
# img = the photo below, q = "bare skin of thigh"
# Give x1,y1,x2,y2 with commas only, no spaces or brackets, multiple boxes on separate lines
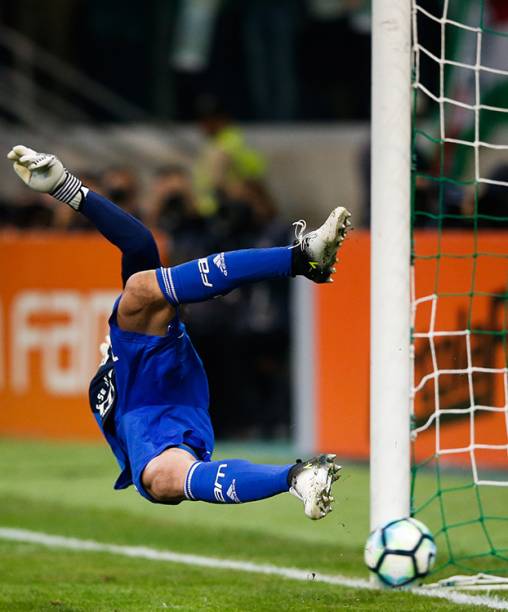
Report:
115,270,195,503
117,270,175,337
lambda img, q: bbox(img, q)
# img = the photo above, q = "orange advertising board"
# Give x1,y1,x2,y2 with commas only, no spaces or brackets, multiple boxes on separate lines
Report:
0,233,121,439
317,230,508,468
1,230,506,468
316,230,371,458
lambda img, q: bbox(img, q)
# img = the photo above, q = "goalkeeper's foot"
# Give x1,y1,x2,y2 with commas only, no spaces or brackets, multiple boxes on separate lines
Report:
289,453,341,520
291,207,352,283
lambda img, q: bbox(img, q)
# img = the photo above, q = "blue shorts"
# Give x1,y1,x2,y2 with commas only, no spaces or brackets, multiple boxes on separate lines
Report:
89,307,215,502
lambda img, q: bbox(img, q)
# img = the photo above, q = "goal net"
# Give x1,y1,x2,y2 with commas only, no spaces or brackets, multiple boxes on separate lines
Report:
410,0,508,580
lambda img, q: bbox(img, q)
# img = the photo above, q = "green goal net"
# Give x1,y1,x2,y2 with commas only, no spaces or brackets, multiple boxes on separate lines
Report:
410,0,508,583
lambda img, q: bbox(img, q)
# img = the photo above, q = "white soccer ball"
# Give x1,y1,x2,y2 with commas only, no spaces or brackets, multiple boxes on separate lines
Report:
364,517,436,587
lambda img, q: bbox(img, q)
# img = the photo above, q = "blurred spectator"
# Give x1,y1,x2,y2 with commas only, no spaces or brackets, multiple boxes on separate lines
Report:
359,143,465,228
187,178,291,438
412,149,464,229
0,197,13,228
479,165,508,227
194,95,267,216
101,166,141,217
212,179,286,250
231,181,291,438
145,164,208,264
2,192,54,229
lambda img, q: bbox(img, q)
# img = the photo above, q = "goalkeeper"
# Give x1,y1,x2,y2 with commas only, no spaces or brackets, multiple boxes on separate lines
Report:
7,145,351,520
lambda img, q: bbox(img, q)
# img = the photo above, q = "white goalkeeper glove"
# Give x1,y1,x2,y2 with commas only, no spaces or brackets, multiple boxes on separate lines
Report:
7,145,87,210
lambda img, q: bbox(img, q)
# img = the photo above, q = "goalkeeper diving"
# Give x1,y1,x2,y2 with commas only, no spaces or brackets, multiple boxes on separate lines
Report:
7,145,351,519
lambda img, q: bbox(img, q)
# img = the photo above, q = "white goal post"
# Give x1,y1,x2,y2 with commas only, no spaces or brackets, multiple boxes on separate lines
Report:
370,0,412,531
371,0,508,587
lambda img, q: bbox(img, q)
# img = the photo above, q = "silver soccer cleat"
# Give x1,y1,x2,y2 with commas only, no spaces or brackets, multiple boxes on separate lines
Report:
289,453,342,520
292,206,352,283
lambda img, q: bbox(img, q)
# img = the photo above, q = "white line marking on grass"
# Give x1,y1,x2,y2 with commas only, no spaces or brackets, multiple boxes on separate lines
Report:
0,527,507,610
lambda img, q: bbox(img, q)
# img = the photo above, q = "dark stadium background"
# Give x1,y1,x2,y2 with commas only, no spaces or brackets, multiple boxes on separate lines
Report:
0,0,374,440
1,0,372,122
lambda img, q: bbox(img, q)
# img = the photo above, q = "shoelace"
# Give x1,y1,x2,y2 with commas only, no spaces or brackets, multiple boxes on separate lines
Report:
291,219,307,250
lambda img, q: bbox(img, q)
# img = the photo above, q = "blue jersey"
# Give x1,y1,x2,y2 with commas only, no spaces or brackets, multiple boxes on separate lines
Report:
89,299,214,501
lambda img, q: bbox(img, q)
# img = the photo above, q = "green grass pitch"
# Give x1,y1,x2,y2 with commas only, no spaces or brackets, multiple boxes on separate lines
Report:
0,439,506,611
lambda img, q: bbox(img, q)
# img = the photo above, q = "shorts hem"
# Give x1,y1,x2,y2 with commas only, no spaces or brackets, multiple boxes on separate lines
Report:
134,440,212,503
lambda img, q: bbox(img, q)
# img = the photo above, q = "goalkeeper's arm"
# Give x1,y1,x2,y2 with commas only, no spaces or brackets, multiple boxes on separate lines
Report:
7,145,88,210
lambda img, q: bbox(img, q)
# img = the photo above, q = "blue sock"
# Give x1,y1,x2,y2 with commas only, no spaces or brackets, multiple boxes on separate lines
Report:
81,191,161,286
184,459,292,504
156,247,292,305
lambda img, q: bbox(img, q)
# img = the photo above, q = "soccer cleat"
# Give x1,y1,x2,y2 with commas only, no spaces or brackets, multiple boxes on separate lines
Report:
288,453,341,520
291,206,352,283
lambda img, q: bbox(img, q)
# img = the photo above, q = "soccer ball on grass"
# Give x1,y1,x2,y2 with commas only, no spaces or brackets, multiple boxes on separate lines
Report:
364,517,436,587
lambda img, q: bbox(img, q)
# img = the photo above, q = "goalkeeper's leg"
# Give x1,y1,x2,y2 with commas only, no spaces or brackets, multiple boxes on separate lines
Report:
118,207,351,335
153,205,351,306
118,206,351,334
142,447,341,520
